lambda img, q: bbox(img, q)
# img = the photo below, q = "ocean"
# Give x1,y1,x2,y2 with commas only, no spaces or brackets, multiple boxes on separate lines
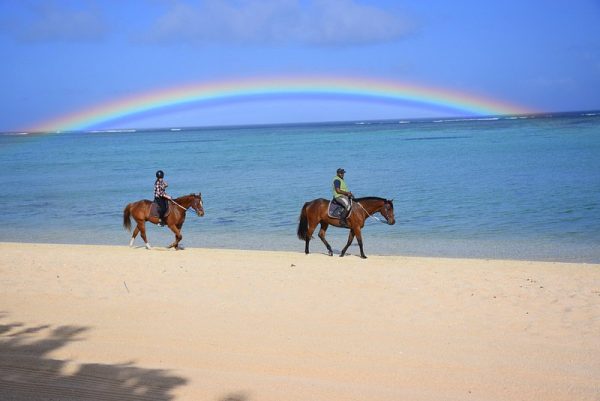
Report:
1,112,599,262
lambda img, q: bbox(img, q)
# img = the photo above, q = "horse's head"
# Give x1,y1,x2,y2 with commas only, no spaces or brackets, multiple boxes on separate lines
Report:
380,199,395,225
191,193,205,217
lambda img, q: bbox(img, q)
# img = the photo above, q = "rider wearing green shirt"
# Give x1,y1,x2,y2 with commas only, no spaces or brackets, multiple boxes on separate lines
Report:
332,168,353,226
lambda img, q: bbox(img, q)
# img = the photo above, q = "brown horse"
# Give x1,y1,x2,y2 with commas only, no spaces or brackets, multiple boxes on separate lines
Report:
123,193,204,250
297,197,395,259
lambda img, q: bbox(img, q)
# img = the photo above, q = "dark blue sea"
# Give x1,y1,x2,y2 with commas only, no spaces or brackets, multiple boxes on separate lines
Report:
1,112,599,262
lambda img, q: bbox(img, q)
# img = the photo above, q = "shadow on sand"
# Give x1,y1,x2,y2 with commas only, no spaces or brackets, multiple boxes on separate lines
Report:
0,313,187,401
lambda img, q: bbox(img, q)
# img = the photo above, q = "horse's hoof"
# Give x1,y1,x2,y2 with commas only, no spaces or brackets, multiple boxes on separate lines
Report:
339,254,345,257
328,251,333,256
361,255,368,259
145,243,152,250
129,238,134,247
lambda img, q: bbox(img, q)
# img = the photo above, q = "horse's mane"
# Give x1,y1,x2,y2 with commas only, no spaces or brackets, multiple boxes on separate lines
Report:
354,196,389,203
354,197,394,209
175,193,198,200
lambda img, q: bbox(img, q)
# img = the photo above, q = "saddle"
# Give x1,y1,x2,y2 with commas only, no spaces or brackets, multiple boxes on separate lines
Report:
149,201,171,219
327,198,353,219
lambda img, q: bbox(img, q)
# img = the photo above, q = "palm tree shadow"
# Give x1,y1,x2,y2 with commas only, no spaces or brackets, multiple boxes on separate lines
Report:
0,315,187,401
220,392,250,401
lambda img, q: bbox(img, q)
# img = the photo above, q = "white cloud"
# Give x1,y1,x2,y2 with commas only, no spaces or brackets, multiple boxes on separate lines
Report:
8,2,107,43
147,0,412,46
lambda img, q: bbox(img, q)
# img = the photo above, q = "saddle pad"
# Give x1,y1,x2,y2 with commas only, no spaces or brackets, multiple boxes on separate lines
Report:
150,201,171,219
327,200,352,219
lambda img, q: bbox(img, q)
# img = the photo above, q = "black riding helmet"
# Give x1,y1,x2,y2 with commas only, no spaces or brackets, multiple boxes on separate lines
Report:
336,168,346,175
156,170,164,179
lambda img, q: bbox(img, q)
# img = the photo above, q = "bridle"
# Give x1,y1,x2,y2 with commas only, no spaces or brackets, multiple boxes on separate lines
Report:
355,200,393,224
191,195,204,216
169,194,204,215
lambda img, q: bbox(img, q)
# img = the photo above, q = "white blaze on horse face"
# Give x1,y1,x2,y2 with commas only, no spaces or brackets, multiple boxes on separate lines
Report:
196,197,205,216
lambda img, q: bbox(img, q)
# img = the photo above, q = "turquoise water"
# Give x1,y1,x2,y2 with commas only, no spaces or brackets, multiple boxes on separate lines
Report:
1,113,599,262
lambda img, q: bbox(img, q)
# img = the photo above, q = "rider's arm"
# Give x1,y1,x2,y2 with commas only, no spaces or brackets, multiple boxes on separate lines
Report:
334,179,352,197
161,181,171,199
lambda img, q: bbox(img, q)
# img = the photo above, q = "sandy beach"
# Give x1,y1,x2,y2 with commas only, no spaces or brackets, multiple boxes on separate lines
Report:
1,242,599,400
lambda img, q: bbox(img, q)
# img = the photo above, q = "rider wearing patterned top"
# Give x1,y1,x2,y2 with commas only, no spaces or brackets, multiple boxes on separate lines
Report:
332,168,353,227
154,170,171,226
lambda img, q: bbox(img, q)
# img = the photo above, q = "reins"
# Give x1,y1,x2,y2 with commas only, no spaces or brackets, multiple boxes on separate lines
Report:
170,196,203,214
169,198,188,211
354,200,388,224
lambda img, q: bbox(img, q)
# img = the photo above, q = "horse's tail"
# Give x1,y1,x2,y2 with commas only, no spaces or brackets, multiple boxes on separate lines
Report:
297,202,311,241
123,204,132,232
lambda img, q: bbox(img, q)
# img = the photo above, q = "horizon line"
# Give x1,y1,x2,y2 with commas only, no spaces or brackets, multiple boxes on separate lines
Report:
7,109,598,135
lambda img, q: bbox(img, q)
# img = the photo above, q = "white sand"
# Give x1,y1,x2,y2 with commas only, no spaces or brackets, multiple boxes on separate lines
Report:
1,242,599,400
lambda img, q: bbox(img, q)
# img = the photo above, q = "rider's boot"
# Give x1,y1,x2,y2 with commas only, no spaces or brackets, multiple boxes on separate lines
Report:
339,209,349,227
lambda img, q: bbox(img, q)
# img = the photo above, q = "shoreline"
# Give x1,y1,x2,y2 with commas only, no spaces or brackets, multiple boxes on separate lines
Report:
1,242,599,400
1,237,599,264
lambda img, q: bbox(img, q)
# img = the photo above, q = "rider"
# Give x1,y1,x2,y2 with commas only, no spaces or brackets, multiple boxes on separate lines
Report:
332,168,353,227
154,170,171,226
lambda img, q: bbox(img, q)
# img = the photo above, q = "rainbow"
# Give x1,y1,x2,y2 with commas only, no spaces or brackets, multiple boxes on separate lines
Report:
30,76,531,132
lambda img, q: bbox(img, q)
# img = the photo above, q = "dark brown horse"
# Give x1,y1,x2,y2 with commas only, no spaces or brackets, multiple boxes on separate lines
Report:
123,193,204,250
297,197,395,259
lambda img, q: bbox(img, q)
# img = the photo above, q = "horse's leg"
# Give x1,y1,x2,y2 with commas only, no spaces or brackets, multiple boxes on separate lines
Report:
129,226,140,247
340,230,355,257
167,224,183,250
304,218,318,255
137,221,152,250
318,223,333,256
355,227,367,259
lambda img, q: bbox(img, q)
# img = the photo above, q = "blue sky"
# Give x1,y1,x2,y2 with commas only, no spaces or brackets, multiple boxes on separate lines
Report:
1,0,599,132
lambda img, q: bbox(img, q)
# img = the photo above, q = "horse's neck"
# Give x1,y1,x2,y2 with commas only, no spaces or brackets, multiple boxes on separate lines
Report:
357,199,384,214
175,196,193,208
